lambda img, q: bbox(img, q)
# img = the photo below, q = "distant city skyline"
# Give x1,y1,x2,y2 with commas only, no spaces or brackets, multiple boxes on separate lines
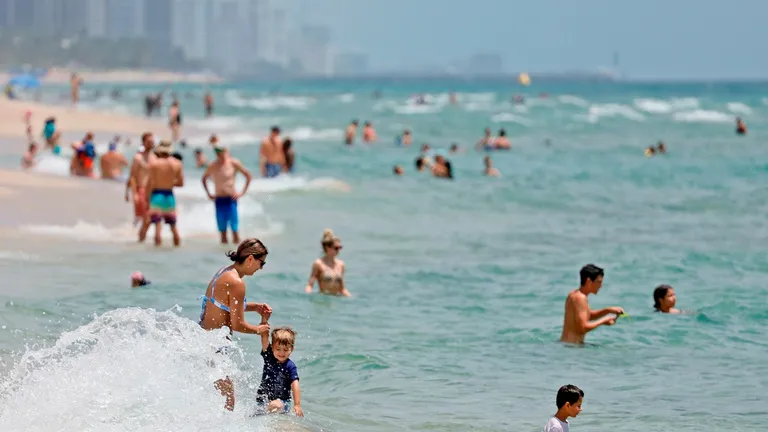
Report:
1,0,765,80
284,0,766,80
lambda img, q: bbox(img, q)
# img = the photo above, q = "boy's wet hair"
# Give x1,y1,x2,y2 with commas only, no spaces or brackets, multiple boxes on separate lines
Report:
556,384,584,409
580,264,603,286
272,326,296,349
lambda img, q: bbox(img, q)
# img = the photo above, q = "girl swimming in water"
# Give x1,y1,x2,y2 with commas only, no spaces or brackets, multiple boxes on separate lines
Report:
653,284,680,314
199,238,273,410
305,229,351,297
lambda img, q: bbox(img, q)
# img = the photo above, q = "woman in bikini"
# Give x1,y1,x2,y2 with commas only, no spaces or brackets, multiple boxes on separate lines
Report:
199,238,272,411
304,229,351,297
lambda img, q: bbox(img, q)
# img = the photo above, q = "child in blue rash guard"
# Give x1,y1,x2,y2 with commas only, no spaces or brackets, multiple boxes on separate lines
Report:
256,325,304,417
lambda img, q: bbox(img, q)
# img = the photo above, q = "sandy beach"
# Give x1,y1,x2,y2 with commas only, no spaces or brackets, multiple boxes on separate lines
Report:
0,98,191,146
0,68,222,85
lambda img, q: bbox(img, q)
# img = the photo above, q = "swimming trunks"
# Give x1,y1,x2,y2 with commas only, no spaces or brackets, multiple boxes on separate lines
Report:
149,189,176,225
265,163,282,178
214,196,239,233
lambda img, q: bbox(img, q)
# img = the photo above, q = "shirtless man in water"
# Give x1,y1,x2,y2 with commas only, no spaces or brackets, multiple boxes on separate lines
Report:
143,140,184,246
259,126,285,178
560,264,624,344
202,146,253,244
101,139,129,180
345,120,358,145
126,133,155,227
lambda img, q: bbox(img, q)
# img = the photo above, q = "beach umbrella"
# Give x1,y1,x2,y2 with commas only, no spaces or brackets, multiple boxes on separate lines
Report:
9,74,41,89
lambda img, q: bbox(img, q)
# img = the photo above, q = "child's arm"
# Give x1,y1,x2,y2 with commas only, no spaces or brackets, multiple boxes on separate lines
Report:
291,379,303,417
260,315,270,352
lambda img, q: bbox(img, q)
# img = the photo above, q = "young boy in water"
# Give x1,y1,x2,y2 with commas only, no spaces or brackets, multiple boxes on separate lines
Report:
543,384,583,432
257,324,304,417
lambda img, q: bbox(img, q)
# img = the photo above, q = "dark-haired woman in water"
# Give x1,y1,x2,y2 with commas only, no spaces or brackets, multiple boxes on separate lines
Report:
653,284,680,314
199,238,273,410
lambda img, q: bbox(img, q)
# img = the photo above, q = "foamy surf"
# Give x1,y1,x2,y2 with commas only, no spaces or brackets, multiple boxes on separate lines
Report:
673,109,733,123
20,197,284,243
0,307,302,431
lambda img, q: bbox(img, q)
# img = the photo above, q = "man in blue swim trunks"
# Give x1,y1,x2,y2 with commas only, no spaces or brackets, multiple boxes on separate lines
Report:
202,146,253,244
144,140,185,246
259,126,286,178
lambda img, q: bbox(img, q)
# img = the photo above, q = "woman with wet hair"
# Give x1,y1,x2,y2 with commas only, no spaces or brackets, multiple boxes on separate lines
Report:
199,238,273,410
653,284,680,314
305,229,351,296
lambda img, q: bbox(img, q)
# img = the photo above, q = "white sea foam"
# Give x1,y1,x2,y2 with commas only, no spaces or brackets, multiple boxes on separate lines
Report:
585,104,646,123
633,97,699,114
673,109,733,123
726,102,752,115
557,95,589,107
491,113,533,126
0,308,291,431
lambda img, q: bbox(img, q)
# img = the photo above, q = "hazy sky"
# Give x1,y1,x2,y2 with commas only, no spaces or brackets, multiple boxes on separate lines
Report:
287,0,764,80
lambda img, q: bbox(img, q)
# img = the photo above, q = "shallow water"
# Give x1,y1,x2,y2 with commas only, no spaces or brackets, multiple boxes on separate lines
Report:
1,80,768,431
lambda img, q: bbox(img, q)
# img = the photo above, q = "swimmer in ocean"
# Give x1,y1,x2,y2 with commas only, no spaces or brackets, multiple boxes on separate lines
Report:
259,126,286,178
560,264,624,344
305,229,351,296
393,165,404,175
653,284,680,314
476,128,495,151
644,146,657,157
363,121,377,143
199,239,272,411
194,148,208,168
656,141,667,154
345,120,359,145
202,146,253,244
432,154,453,180
100,139,129,180
283,138,295,173
495,129,511,150
735,117,747,135
483,155,500,177
144,140,184,246
397,129,412,147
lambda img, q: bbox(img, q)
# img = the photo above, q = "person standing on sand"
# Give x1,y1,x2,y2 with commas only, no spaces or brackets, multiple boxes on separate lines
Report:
126,133,156,227
259,126,285,178
169,101,182,143
202,146,253,244
143,140,184,246
70,73,82,105
21,143,38,170
560,264,624,344
100,140,129,180
198,238,272,411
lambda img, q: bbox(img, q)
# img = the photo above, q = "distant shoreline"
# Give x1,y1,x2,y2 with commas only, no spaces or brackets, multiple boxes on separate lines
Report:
1,68,223,85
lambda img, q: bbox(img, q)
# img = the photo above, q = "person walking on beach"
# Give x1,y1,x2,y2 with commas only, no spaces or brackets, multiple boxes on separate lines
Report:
202,146,253,244
198,238,272,411
70,73,82,105
204,91,214,117
560,264,624,344
126,133,155,227
100,139,129,180
21,143,38,170
259,126,285,178
169,101,182,143
305,229,351,296
142,140,184,246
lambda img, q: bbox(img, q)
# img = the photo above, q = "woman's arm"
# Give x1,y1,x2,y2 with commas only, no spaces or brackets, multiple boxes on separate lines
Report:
226,278,269,335
340,261,351,297
305,261,318,293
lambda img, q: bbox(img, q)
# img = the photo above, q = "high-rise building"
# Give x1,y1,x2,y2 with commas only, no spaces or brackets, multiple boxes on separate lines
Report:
208,0,240,73
172,0,210,61
298,25,331,76
3,0,34,29
270,8,288,67
85,0,108,37
144,0,173,55
105,0,145,39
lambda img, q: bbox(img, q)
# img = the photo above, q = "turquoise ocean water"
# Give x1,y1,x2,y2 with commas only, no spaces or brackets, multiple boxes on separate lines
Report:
1,79,767,431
